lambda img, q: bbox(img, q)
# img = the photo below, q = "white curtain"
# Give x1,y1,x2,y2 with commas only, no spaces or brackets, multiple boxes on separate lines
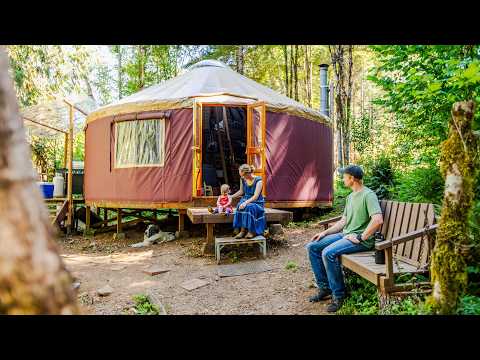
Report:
115,119,165,167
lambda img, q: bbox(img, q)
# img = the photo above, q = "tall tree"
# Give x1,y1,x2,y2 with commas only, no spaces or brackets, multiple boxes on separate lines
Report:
329,45,354,167
0,47,79,314
429,101,479,314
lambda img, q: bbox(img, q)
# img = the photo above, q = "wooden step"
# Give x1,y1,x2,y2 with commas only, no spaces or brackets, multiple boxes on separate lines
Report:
215,236,266,245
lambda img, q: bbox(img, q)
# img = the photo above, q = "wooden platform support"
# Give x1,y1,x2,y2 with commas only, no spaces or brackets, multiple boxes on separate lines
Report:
85,205,91,234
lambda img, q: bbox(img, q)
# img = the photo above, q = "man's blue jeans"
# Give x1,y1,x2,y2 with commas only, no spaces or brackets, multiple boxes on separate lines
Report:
306,233,367,299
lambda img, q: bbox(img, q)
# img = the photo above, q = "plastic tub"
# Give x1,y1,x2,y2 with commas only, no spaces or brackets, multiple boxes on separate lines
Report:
38,182,54,198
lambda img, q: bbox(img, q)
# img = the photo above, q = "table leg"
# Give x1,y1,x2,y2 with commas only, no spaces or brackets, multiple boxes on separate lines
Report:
202,223,215,255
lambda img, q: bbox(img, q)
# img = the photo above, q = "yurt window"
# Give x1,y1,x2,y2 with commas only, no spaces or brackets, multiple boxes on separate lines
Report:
114,118,165,168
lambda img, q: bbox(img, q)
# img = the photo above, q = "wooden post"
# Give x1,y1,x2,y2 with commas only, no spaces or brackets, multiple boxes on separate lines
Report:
66,104,74,234
178,209,186,232
85,205,91,233
117,208,122,234
103,208,108,228
63,133,68,169
203,223,215,254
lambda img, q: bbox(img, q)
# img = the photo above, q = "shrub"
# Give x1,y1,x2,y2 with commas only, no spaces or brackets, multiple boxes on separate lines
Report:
362,155,396,200
392,165,444,205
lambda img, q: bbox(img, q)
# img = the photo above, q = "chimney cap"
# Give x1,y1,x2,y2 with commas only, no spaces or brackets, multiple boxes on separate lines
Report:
319,64,329,68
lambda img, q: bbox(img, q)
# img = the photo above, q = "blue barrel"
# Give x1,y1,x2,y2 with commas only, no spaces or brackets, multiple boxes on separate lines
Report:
38,182,54,198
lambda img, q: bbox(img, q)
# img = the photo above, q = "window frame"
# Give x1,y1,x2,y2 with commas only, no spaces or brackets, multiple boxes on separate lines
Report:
113,118,166,169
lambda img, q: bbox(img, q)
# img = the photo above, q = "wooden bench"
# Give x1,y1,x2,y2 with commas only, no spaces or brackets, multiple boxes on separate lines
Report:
187,207,293,254
319,200,438,296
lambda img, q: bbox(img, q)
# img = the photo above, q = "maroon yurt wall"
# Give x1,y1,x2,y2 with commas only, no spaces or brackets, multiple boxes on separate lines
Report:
265,111,333,203
84,108,193,204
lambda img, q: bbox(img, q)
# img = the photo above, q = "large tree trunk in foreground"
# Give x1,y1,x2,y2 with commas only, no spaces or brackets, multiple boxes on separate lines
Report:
0,47,79,314
429,100,478,314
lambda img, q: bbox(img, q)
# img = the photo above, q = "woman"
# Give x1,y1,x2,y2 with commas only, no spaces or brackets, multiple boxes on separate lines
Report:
231,164,266,239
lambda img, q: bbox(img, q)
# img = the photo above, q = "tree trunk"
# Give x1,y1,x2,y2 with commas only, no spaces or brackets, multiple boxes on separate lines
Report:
138,45,146,90
293,45,299,101
117,45,122,99
236,45,244,75
0,47,79,315
283,45,289,96
429,101,478,314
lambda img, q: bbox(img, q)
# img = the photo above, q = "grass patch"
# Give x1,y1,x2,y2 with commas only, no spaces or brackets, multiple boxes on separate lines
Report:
132,294,160,315
285,260,298,272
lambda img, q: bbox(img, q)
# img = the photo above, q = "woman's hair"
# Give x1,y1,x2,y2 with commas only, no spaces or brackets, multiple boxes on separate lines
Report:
220,184,230,194
239,164,255,174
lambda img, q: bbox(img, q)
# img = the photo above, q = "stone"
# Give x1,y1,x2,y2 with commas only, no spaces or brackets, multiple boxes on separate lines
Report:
269,224,284,235
217,260,273,278
180,278,210,291
72,282,81,290
97,285,114,297
142,266,170,276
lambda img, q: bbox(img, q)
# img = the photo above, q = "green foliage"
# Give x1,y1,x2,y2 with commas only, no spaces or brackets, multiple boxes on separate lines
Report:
392,165,444,205
368,45,480,167
351,114,373,154
338,271,432,315
285,260,298,272
362,155,395,199
457,295,480,315
132,294,160,315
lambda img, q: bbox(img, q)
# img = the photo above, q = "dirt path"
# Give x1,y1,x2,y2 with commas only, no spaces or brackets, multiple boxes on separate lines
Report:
59,225,330,315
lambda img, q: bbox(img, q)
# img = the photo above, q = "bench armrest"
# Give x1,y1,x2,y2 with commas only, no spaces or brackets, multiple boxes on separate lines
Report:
375,224,438,250
317,215,342,227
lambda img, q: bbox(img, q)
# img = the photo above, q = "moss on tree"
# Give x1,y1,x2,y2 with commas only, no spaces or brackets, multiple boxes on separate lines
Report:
428,101,479,314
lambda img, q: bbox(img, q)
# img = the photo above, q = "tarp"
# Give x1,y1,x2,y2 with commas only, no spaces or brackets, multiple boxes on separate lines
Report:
87,60,330,125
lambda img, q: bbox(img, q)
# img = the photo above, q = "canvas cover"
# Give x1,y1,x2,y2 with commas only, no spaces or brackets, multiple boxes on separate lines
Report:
265,112,333,203
87,60,330,125
84,108,192,203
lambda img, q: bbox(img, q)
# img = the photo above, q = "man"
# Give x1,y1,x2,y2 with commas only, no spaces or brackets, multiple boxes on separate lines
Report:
306,165,383,313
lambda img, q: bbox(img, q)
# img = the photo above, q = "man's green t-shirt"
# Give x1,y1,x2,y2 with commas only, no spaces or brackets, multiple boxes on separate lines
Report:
343,186,382,249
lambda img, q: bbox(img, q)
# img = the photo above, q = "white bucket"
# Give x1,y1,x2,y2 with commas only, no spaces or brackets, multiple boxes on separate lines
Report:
53,174,65,197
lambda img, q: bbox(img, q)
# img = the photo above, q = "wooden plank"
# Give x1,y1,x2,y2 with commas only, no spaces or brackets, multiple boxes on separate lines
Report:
392,202,406,253
395,202,412,257
341,252,424,275
410,203,428,266
340,254,380,285
380,200,393,237
419,203,436,266
186,207,292,225
178,209,186,232
386,201,400,241
375,224,438,250
51,200,68,228
403,202,421,258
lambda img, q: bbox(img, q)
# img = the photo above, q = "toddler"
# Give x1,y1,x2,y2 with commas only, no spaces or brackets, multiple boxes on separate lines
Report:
208,184,233,215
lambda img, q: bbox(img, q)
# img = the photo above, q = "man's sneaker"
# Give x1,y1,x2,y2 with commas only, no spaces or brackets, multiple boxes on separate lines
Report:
309,288,332,302
326,298,344,313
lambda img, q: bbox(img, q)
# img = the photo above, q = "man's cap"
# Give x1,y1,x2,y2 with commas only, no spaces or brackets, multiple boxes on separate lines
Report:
339,165,364,180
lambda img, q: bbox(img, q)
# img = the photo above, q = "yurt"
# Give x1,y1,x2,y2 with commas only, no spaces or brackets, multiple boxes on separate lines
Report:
84,60,333,210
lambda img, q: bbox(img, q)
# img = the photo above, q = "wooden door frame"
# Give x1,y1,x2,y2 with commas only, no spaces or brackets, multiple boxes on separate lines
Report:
246,101,267,197
192,101,251,198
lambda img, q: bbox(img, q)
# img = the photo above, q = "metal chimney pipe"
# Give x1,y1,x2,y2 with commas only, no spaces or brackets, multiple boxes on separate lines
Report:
319,64,329,117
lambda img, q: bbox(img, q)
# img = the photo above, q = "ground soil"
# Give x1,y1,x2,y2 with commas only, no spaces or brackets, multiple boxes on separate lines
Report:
59,221,331,315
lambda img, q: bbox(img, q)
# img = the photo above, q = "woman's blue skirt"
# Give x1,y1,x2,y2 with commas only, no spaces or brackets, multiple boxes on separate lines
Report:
233,197,266,235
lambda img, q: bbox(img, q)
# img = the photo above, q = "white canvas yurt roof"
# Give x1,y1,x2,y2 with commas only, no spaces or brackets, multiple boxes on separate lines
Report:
88,60,330,124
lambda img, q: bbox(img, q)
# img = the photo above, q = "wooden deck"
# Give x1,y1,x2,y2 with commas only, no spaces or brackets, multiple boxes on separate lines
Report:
186,207,293,254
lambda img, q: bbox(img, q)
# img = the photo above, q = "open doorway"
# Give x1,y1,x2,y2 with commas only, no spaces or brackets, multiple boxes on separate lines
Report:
201,105,247,196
